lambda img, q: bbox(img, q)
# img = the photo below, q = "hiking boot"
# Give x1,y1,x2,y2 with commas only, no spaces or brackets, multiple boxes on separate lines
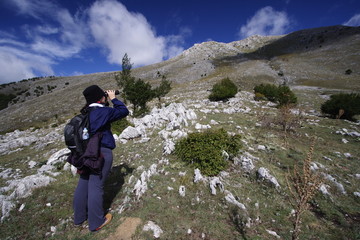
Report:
94,213,112,231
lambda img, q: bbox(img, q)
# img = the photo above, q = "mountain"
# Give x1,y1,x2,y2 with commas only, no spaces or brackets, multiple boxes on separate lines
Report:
0,25,360,240
0,25,359,134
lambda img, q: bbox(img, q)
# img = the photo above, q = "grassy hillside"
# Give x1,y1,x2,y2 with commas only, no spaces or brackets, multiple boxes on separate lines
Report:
0,25,359,239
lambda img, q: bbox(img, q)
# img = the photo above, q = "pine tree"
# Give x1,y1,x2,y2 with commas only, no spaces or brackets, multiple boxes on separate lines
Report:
153,75,172,103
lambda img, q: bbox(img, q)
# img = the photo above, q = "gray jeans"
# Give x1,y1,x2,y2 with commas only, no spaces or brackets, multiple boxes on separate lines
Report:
73,147,113,231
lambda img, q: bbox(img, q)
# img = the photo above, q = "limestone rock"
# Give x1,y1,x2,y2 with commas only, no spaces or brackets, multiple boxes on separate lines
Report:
257,167,280,188
179,185,186,197
209,177,224,195
143,221,163,238
194,168,205,183
120,126,142,140
46,148,70,166
163,140,175,155
322,173,346,195
195,123,211,130
224,190,246,210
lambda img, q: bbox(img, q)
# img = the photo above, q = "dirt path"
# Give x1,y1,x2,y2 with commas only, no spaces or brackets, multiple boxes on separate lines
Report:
106,217,142,240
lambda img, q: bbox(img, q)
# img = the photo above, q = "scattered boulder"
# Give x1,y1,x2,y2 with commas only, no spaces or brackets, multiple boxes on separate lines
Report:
336,128,360,137
210,119,219,125
209,177,224,195
133,164,158,200
46,148,70,166
143,221,163,239
224,190,246,210
257,145,267,151
134,103,197,132
322,173,346,195
0,173,55,222
0,169,14,179
257,167,280,188
163,140,175,155
234,152,258,172
179,185,186,197
194,168,206,183
4,174,55,199
195,123,211,130
120,126,142,140
319,184,331,196
0,196,15,222
266,229,281,239
28,161,37,168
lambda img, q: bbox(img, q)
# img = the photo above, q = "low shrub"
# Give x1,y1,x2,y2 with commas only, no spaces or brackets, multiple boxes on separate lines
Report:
321,93,360,121
209,78,238,101
277,85,297,106
254,83,297,106
0,93,16,110
254,83,278,102
254,92,266,101
174,129,241,176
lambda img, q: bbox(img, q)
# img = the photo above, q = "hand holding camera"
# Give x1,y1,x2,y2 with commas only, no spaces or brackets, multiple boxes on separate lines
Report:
104,90,120,100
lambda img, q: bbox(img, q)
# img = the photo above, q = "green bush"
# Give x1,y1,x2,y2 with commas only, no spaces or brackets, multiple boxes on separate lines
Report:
123,78,154,117
0,93,16,110
254,92,266,101
321,93,360,121
209,78,238,101
153,75,172,103
116,53,158,117
254,83,297,106
174,129,241,176
111,118,133,135
277,85,297,106
254,83,278,102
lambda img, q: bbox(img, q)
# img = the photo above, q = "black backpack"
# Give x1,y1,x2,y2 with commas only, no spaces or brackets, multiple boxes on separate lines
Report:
64,107,105,174
64,110,92,157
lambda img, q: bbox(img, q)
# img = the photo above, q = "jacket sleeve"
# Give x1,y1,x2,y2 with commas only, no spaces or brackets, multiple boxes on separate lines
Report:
90,99,129,133
109,98,129,122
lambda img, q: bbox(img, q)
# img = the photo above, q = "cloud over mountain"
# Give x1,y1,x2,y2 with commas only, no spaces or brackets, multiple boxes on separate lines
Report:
238,6,291,39
0,0,188,84
344,13,360,26
88,0,186,67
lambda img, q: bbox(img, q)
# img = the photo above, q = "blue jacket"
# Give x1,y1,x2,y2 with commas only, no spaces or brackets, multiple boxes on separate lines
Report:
88,98,129,149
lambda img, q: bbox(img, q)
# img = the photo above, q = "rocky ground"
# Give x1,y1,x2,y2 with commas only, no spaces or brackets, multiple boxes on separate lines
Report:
1,85,359,239
0,25,359,239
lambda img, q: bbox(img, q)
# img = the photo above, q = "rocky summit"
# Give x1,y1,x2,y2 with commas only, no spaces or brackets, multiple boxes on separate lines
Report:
0,25,359,239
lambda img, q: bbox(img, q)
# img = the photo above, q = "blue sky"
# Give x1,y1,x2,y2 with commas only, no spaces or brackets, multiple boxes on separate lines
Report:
0,0,359,84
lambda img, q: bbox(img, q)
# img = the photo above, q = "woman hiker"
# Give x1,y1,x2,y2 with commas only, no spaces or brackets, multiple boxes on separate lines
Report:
73,85,129,231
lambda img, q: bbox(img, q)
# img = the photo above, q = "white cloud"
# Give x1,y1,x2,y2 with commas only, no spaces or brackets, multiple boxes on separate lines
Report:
8,0,58,20
343,14,360,26
30,38,82,58
0,0,89,83
164,27,191,59
0,46,54,84
238,6,291,39
0,0,188,83
71,71,84,76
88,0,187,67
35,25,59,35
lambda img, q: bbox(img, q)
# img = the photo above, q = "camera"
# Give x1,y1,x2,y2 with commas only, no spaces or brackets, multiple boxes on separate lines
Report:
104,90,120,96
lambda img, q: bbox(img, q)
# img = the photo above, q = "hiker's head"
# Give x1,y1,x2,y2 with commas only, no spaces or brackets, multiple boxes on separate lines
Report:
83,85,106,104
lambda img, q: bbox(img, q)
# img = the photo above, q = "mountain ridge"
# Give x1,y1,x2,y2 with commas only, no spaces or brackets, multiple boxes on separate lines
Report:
0,25,359,133
0,25,360,240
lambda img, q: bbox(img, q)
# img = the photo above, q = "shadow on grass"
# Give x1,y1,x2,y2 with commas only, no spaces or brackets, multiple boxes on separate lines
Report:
229,207,248,240
103,164,134,211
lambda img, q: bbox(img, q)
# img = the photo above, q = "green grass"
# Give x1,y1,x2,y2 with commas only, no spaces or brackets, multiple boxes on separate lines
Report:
1,82,360,240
